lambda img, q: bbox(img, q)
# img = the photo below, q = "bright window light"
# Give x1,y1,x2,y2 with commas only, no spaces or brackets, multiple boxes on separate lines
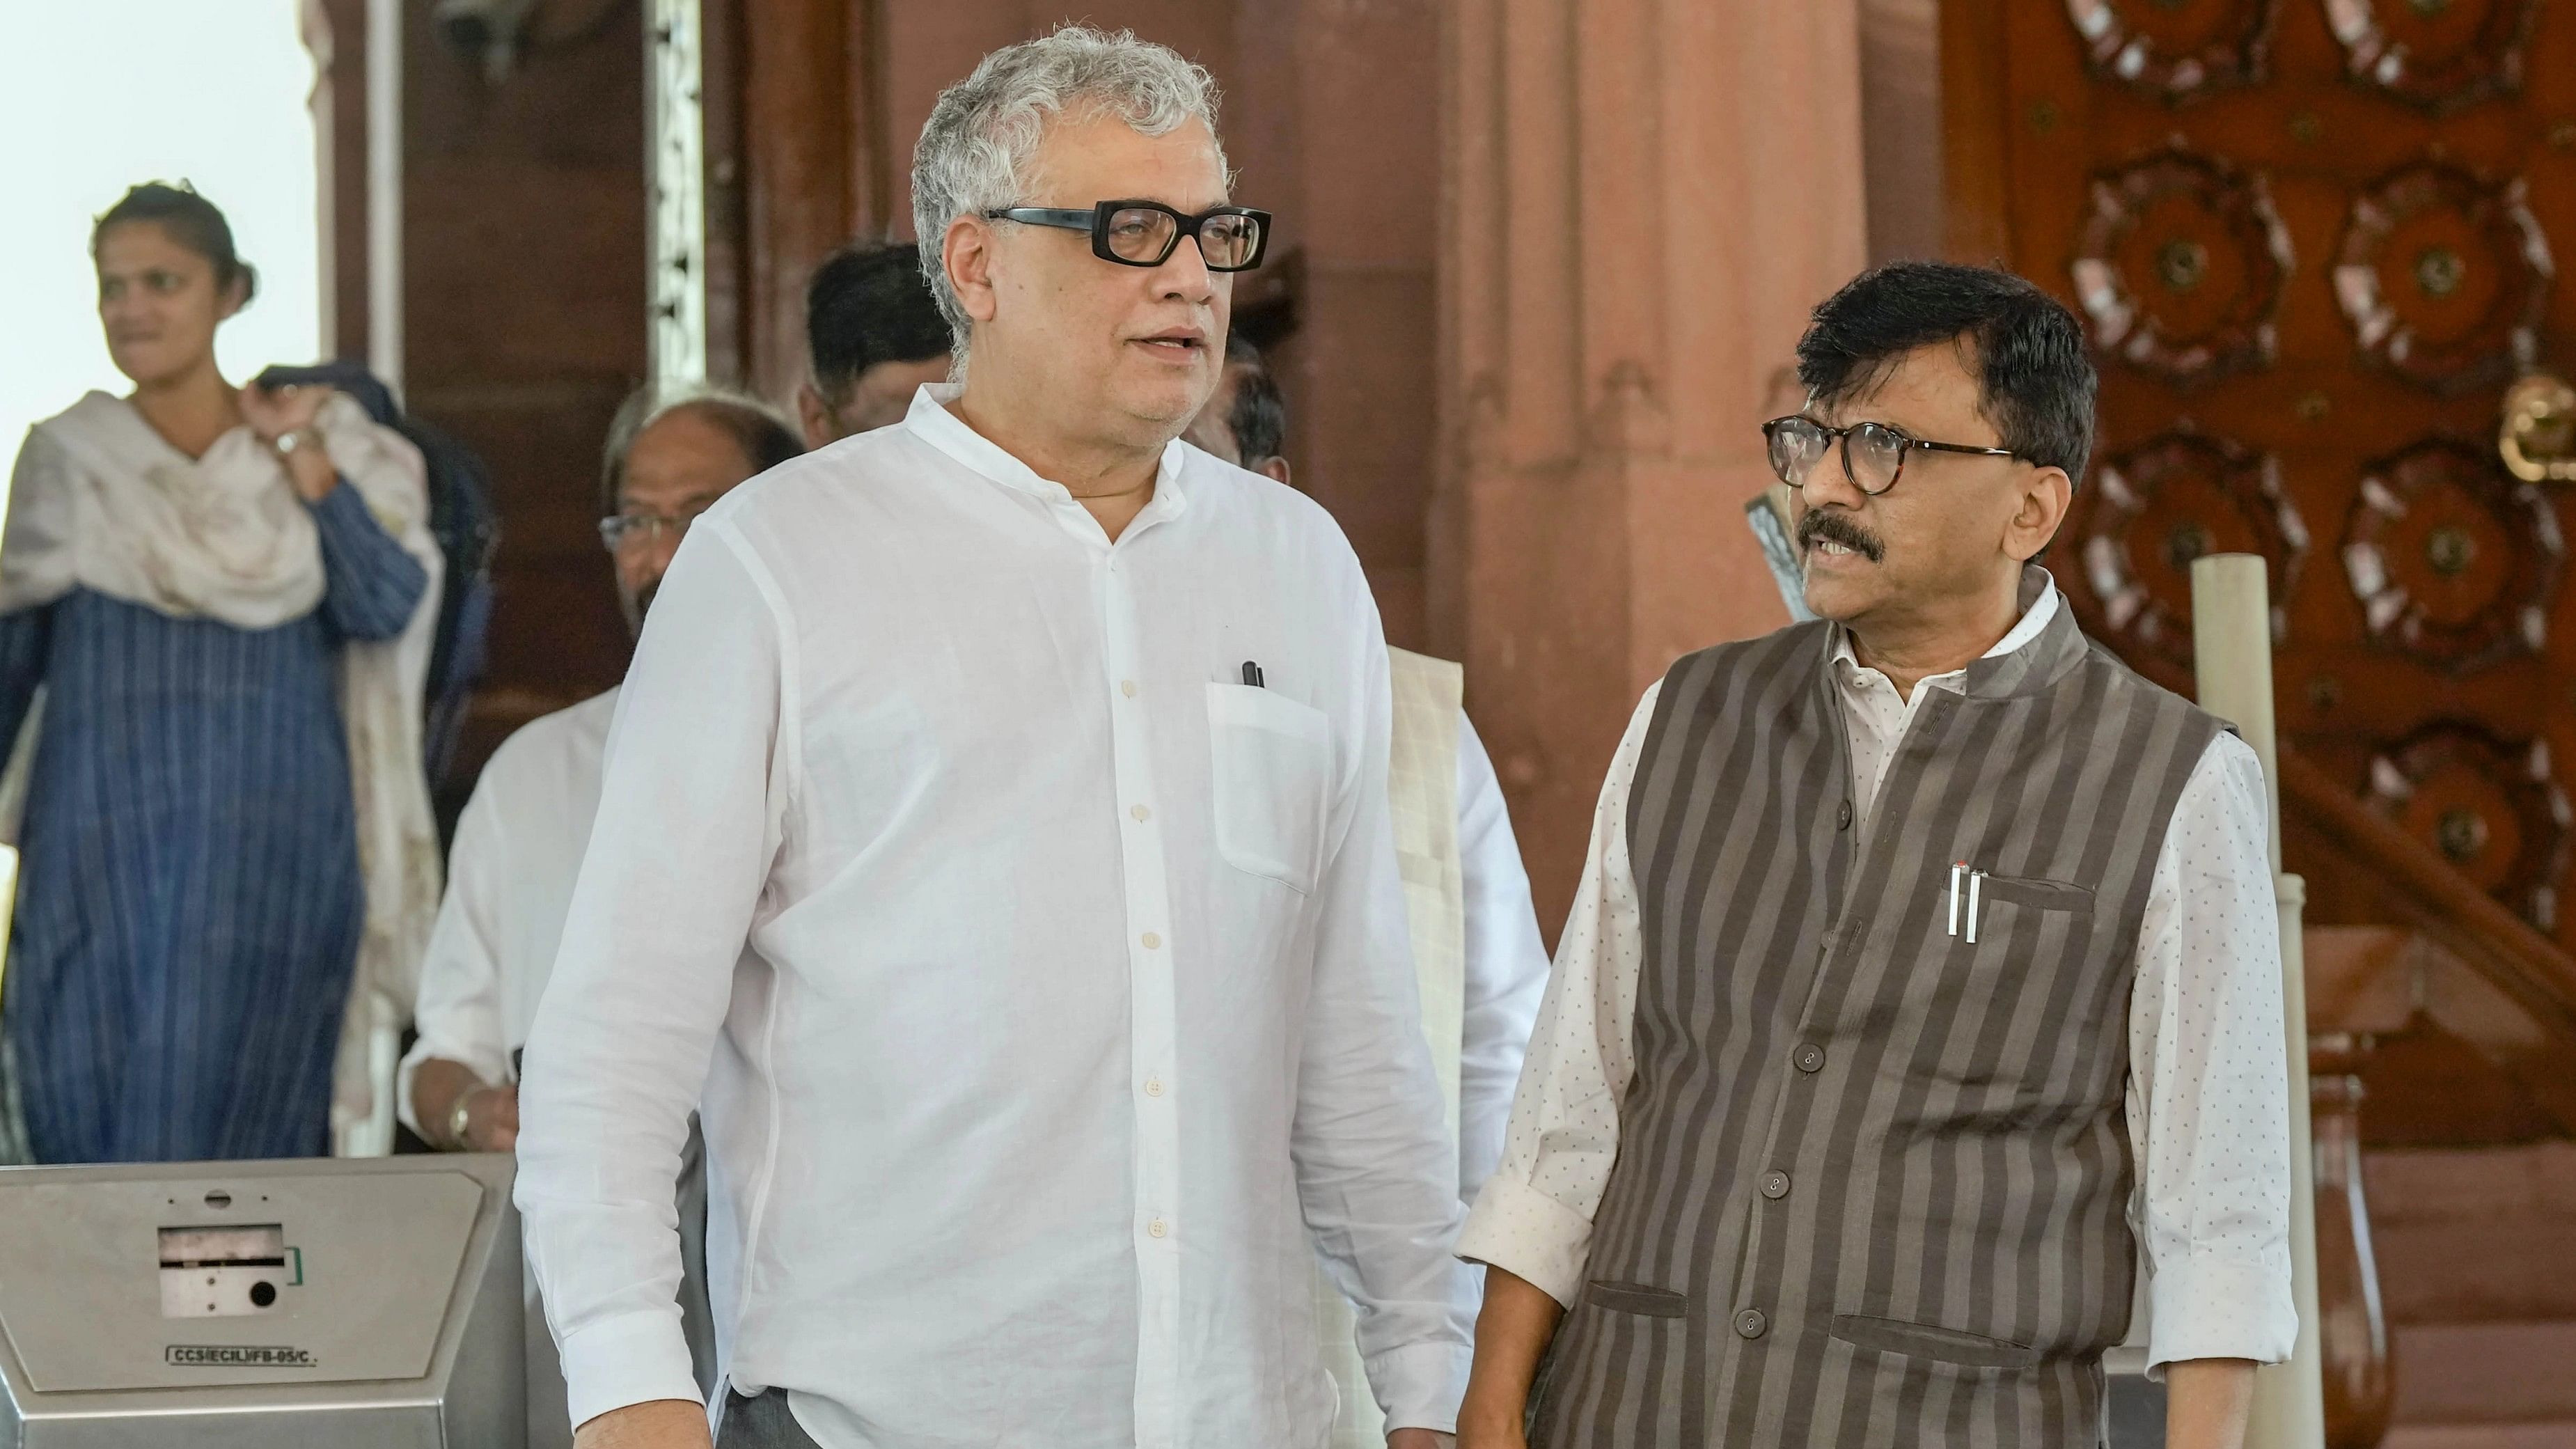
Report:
0,0,322,526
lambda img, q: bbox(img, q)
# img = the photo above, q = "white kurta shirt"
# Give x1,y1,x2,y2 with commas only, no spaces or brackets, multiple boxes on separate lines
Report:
396,688,618,1132
515,386,1473,1446
1456,577,2298,1373
1452,712,1551,1204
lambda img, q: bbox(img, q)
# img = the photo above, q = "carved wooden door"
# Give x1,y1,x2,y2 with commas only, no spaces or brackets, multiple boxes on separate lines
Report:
1948,0,2576,944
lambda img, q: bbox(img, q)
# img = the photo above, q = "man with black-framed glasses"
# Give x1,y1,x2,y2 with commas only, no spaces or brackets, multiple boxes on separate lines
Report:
515,24,1473,1449
1456,262,2293,1449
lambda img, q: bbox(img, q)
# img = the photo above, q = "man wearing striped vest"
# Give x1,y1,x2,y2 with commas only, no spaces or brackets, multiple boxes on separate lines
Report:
1455,262,2295,1449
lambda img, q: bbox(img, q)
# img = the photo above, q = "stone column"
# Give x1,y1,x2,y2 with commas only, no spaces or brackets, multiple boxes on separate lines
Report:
1433,0,1870,929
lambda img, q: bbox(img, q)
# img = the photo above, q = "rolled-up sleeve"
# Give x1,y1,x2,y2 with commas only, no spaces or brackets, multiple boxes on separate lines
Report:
2128,732,2298,1372
1455,682,1657,1308
515,518,794,1425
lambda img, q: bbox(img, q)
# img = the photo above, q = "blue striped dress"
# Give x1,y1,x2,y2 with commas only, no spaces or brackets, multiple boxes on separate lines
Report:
0,483,427,1163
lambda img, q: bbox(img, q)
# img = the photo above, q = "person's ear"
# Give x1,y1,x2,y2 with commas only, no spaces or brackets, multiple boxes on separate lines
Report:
2004,464,2074,563
1257,456,1292,488
215,272,249,324
943,214,1001,329
795,383,838,451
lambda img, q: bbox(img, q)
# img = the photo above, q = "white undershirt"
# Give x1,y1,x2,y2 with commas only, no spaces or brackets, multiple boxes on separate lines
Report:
1456,576,2298,1372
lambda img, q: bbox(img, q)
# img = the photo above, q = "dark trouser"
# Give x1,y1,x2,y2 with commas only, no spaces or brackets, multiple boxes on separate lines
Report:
716,1389,824,1448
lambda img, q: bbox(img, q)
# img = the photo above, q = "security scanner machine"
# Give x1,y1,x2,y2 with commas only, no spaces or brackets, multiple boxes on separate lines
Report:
0,1153,524,1448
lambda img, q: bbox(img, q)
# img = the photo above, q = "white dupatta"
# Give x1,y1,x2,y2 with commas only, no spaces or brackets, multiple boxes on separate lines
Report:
0,389,444,1156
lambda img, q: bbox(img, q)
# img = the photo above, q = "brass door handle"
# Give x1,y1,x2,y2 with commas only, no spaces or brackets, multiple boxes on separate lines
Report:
2499,371,2576,483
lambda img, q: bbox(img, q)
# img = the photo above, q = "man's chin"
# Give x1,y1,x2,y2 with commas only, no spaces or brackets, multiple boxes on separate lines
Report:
1799,568,1877,623
623,583,656,638
1110,366,1214,428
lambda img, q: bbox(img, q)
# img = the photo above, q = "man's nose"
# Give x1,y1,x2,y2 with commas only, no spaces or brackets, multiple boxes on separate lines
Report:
1796,441,1871,511
1153,235,1217,300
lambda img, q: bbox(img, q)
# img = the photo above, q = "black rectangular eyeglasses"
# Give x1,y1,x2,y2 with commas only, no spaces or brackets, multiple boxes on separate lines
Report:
983,200,1272,272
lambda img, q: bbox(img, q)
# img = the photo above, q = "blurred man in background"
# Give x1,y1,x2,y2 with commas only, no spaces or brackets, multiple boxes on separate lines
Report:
1183,334,1290,484
403,385,799,1448
794,242,955,446
1188,336,1553,1448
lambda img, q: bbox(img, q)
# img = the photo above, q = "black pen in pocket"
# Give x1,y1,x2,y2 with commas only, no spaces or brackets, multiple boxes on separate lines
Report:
1240,660,1265,688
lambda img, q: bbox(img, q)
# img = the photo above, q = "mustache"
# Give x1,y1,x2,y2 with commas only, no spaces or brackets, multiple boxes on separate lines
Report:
1798,508,1885,563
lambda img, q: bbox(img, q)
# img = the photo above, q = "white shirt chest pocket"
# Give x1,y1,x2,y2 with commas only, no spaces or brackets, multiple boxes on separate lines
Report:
1204,682,1334,895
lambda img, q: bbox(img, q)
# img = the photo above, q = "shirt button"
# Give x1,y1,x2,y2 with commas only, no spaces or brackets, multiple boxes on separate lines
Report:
1120,680,1138,698
1837,800,1853,831
1147,1218,1169,1239
1144,1077,1164,1097
1760,1170,1791,1200
1131,804,1151,822
1734,1308,1768,1340
1793,1043,1825,1074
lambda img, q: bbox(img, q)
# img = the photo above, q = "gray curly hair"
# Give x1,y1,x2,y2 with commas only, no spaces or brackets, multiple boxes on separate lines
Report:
910,26,1227,362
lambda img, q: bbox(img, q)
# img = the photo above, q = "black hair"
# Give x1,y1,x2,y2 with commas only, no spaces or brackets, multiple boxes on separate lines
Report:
805,242,952,399
1794,260,2096,480
601,385,805,516
91,181,258,305
1223,333,1288,468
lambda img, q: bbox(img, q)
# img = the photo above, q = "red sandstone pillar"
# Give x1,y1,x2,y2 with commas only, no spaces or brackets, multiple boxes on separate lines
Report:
1433,0,1871,932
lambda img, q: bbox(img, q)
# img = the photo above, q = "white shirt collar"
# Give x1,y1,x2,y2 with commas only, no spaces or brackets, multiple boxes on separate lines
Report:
1831,569,2062,687
899,382,1191,524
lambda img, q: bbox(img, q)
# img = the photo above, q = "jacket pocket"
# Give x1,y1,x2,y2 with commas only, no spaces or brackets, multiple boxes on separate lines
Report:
1974,872,2095,916
1830,1313,2042,1369
1585,1280,1688,1318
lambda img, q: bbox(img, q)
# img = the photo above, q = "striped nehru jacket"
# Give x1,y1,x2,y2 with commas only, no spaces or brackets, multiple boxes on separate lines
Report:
1530,600,2223,1449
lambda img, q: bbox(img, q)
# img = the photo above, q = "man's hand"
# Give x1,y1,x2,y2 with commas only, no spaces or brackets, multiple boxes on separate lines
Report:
573,1399,710,1449
2165,1358,2256,1449
1388,1432,1456,1449
410,1058,518,1152
1457,1267,1565,1449
461,1083,520,1152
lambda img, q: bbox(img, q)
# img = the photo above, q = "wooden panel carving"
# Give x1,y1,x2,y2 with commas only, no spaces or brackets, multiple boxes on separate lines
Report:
2063,0,2276,103
2322,0,2543,115
2073,148,2294,386
2083,428,2305,665
2341,438,2561,672
2332,162,2553,395
2366,725,2570,928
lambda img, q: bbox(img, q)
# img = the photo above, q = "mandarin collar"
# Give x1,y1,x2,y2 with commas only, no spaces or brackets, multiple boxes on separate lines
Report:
900,383,1191,524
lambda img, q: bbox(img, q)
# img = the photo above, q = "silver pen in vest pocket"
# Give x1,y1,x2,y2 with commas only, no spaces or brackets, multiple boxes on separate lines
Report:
1947,861,1986,943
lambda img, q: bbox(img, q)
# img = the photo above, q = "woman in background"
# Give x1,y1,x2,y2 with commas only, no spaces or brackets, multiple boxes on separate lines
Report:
0,182,441,1163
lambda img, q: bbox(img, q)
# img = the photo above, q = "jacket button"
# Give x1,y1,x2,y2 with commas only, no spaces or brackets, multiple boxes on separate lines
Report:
1734,1308,1769,1340
1793,1043,1825,1074
1836,799,1853,831
1759,1170,1791,1200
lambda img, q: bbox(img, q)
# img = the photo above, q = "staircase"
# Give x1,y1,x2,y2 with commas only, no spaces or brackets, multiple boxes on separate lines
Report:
2370,1143,2576,1448
2304,916,2576,1449
2290,742,2576,1449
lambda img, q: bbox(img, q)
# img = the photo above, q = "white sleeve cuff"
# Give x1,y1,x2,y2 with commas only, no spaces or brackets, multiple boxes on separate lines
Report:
2146,1248,2298,1372
1455,1173,1595,1309
1369,1338,1475,1434
553,1307,706,1429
